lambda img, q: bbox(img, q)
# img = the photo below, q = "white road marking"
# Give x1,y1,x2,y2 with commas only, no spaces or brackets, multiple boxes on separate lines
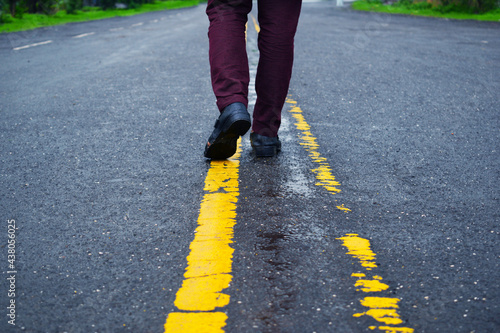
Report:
72,32,95,39
131,22,144,27
13,40,52,51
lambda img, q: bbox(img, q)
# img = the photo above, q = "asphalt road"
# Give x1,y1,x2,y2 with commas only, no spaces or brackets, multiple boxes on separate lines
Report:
1,2,499,332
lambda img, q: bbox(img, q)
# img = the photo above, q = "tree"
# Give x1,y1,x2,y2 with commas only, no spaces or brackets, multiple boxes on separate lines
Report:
8,0,16,16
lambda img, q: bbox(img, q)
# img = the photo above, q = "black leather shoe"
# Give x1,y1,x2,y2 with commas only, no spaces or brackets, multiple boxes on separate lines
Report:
204,102,251,159
250,132,281,157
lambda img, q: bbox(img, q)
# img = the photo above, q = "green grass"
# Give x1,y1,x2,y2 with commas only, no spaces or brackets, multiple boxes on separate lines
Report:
352,1,500,21
0,0,200,33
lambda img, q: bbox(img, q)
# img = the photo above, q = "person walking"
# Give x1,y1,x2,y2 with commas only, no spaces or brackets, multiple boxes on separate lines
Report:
204,0,302,159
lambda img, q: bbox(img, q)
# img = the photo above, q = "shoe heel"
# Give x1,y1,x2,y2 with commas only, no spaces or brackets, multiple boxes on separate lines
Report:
254,145,277,157
223,110,251,135
230,119,251,136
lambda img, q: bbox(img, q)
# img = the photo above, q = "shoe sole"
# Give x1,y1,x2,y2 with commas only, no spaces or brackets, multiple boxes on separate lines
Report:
205,115,251,160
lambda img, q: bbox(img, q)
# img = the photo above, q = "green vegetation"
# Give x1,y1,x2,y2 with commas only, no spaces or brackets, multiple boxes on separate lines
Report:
0,0,200,33
352,0,500,21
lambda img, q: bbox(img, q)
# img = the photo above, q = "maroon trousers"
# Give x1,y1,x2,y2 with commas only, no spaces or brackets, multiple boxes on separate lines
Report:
206,0,302,137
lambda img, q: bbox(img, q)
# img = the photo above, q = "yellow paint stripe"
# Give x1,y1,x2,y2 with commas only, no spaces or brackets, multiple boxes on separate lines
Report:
164,142,242,332
352,272,366,278
360,296,401,309
338,234,413,332
354,279,389,292
337,203,351,212
165,313,227,333
286,98,350,212
337,233,377,270
250,14,260,33
370,325,415,333
244,14,411,332
354,308,403,325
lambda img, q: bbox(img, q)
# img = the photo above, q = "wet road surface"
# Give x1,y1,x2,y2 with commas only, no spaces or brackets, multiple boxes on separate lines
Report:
1,2,499,332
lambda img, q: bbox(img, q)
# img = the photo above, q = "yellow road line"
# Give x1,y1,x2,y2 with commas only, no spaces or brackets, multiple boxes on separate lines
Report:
249,15,411,332
338,234,414,333
286,98,349,212
164,142,242,332
250,14,260,33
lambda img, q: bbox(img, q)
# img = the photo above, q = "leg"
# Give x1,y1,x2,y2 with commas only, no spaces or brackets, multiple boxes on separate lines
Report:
204,0,253,159
253,0,302,137
206,0,253,112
